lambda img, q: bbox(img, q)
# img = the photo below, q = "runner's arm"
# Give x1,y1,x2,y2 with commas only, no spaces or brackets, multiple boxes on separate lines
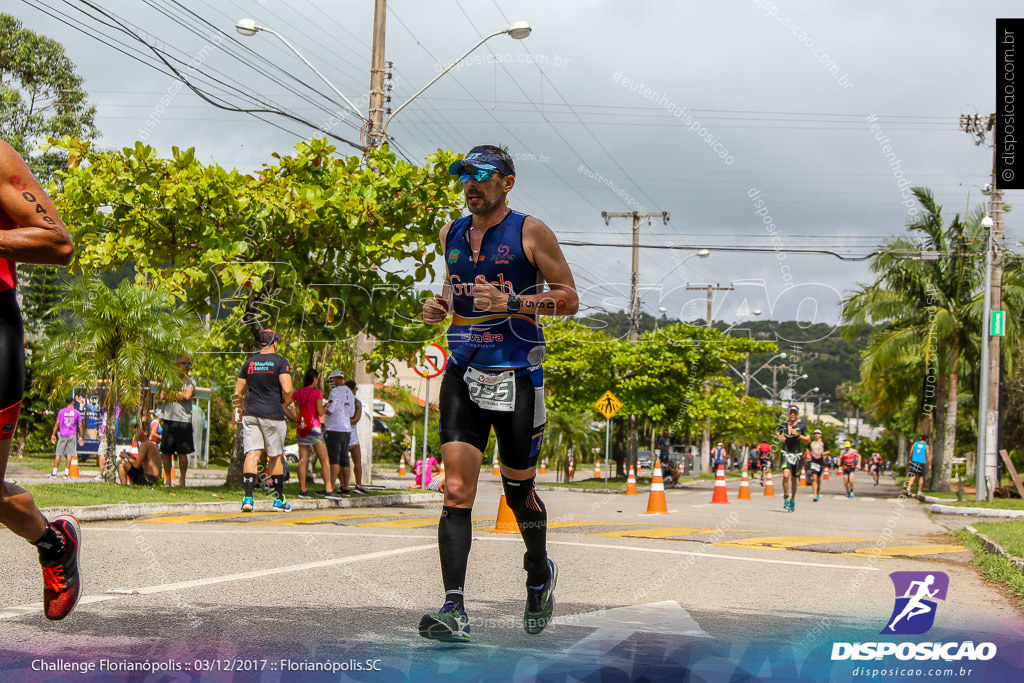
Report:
0,141,74,265
232,378,247,422
423,222,454,324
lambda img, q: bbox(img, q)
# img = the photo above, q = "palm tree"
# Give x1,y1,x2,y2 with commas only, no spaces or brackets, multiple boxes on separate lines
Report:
844,188,1023,491
545,409,601,483
36,277,201,476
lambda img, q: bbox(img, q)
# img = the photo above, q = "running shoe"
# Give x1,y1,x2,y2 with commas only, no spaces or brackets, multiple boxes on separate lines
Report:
813,495,820,502
418,601,471,643
789,499,796,512
48,472,57,479
783,496,790,510
324,491,343,501
354,485,369,495
40,515,81,621
298,489,314,499
849,491,855,498
273,497,291,512
524,558,558,635
241,497,254,512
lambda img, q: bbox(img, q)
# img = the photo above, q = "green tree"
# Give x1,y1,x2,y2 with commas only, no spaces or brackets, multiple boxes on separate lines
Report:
53,137,461,369
545,409,601,482
844,188,1024,490
35,278,202,476
0,13,97,181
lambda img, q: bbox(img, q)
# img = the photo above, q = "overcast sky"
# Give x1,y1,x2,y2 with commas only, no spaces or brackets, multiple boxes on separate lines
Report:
8,0,1020,326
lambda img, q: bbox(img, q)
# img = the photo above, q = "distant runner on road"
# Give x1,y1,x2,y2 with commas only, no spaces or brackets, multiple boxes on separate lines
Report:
807,429,829,502
840,440,861,498
776,406,810,512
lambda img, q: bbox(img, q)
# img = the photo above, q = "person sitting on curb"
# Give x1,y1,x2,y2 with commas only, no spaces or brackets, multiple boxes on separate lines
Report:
117,427,161,486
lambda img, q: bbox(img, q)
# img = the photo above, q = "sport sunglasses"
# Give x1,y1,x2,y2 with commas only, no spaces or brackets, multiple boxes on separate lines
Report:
458,168,496,183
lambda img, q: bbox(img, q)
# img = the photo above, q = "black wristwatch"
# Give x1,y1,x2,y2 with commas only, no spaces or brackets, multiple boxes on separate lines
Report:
506,292,522,313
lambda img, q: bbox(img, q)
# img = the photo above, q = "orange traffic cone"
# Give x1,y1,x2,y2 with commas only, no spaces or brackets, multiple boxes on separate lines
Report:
398,456,406,477
493,457,500,477
625,466,637,496
645,459,668,514
440,460,446,475
568,461,574,481
540,459,547,475
68,454,80,479
764,468,776,497
799,467,807,487
710,463,729,504
594,461,601,478
168,461,177,485
493,492,519,533
738,468,751,500
823,466,829,481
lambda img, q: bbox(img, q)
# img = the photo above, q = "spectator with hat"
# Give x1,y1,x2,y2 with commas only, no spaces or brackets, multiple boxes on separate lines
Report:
323,369,356,496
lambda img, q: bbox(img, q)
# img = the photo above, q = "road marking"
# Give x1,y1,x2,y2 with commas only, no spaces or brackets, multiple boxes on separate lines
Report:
595,527,757,539
0,544,436,621
562,601,712,655
715,535,867,550
531,539,880,571
247,512,405,526
140,511,282,523
852,544,967,557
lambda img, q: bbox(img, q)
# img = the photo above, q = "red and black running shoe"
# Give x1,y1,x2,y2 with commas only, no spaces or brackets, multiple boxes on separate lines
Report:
40,515,81,621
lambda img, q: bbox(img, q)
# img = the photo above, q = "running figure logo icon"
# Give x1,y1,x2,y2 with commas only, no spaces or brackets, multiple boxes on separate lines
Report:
881,571,949,635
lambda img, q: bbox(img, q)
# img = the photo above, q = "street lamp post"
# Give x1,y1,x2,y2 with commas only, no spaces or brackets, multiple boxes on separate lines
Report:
235,19,365,119
977,214,995,501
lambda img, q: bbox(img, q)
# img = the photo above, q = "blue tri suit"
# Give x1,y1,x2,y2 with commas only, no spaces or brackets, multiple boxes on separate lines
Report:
439,209,546,468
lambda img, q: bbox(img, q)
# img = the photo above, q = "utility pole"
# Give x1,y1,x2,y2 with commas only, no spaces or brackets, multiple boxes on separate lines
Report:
602,210,670,472
686,283,733,473
961,114,1003,500
366,0,387,147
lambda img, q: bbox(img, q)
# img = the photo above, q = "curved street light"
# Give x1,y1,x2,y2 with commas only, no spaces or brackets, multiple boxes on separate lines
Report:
235,18,365,120
381,22,532,139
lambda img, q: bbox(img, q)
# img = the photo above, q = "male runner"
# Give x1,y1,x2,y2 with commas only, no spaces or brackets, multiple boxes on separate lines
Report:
840,440,861,497
907,436,930,497
776,406,810,511
870,450,884,486
0,139,81,620
756,438,772,485
807,429,829,501
158,355,196,487
50,395,83,477
419,144,578,643
233,329,293,512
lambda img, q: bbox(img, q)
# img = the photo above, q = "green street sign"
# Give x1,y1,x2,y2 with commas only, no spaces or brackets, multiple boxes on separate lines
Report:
991,310,1006,337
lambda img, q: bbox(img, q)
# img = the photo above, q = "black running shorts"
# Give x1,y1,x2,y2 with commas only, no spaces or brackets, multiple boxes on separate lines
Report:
160,419,194,456
439,363,546,471
908,461,926,478
324,430,351,467
0,289,25,413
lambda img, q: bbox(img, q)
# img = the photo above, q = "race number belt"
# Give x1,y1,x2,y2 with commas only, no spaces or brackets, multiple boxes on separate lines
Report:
810,463,821,472
465,366,516,412
784,452,801,465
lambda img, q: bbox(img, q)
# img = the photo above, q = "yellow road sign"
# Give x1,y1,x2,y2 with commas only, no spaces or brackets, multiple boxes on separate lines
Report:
595,390,623,419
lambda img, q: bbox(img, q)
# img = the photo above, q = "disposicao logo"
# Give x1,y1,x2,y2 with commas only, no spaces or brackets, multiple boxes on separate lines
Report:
831,571,997,662
882,571,948,635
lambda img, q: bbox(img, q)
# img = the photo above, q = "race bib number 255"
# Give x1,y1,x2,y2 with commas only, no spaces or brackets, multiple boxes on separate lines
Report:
465,367,516,412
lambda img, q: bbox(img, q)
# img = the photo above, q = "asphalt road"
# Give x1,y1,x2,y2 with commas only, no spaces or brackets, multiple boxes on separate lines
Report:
1,472,1021,682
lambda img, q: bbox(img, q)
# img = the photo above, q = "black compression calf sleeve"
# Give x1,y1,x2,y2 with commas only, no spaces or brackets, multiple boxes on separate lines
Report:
438,506,473,607
501,475,549,585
